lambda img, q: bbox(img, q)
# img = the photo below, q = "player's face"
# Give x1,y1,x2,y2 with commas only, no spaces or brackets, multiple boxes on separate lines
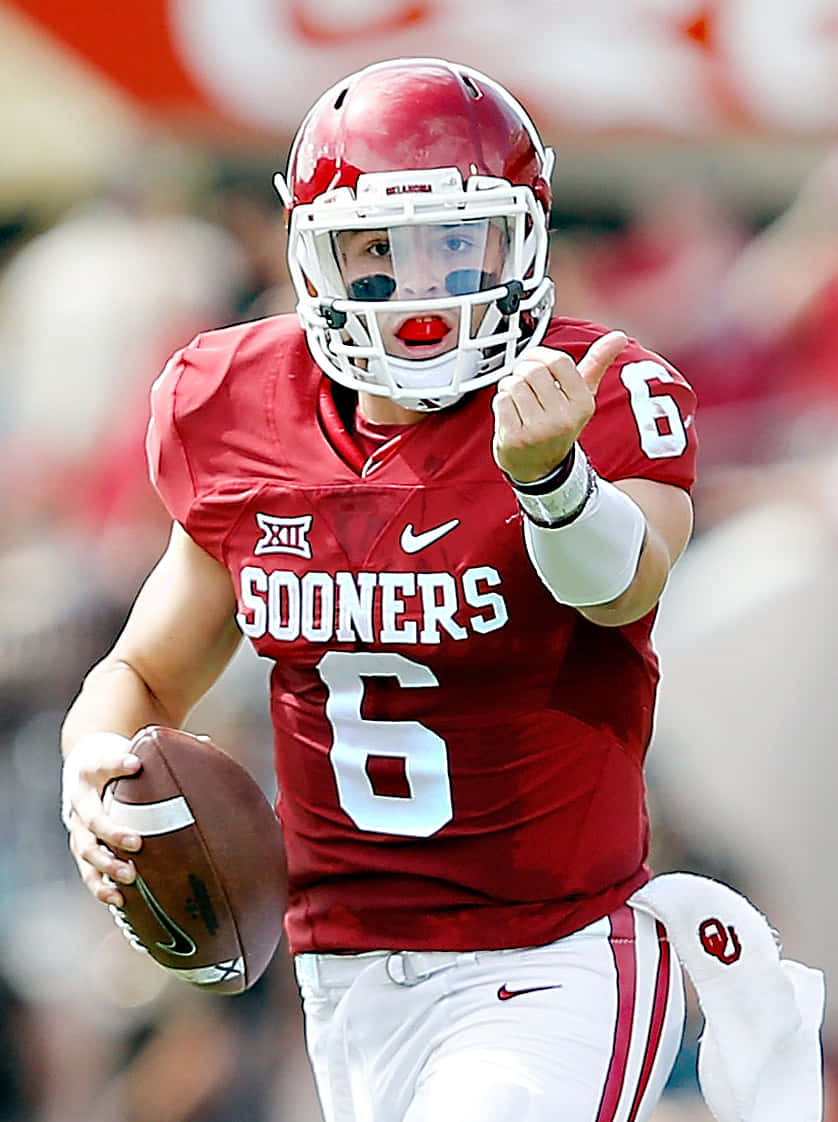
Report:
334,219,507,360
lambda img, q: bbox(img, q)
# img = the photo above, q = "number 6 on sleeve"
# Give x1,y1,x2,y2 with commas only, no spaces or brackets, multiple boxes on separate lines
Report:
620,360,688,458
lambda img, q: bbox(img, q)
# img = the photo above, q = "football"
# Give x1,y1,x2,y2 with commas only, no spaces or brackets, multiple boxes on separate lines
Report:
103,725,287,995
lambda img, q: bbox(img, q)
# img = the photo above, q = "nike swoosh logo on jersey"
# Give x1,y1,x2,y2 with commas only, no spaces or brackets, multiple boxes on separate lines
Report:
400,519,460,554
497,984,562,1001
135,873,197,957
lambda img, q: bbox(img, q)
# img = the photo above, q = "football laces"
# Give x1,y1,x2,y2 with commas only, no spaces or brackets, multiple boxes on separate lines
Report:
104,875,149,956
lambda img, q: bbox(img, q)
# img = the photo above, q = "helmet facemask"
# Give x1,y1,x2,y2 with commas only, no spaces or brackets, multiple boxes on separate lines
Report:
276,165,555,411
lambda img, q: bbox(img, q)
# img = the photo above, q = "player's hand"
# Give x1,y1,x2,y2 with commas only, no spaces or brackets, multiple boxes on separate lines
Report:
62,732,143,907
491,331,629,483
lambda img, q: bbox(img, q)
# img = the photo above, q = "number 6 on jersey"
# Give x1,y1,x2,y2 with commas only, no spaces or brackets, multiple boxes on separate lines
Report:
317,651,453,837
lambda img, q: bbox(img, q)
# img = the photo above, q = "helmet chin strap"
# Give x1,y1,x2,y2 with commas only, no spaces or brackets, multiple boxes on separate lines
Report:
366,348,481,411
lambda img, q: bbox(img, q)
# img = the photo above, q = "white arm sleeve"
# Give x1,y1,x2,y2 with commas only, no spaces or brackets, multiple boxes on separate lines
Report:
522,479,646,606
510,444,647,607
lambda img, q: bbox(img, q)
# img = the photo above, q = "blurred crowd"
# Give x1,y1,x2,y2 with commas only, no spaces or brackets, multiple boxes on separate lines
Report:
1,135,837,1121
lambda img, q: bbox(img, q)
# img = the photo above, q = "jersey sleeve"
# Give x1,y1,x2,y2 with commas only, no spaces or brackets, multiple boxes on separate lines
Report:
146,345,196,526
145,332,244,561
582,344,698,491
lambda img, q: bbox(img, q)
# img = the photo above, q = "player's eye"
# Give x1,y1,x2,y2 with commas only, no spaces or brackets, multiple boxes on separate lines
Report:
366,237,391,258
442,235,473,254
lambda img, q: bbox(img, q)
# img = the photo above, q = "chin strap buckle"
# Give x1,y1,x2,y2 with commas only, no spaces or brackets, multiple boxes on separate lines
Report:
496,280,523,316
320,302,347,330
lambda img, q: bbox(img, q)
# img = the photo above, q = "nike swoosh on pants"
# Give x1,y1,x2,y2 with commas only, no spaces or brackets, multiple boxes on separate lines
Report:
497,984,562,1000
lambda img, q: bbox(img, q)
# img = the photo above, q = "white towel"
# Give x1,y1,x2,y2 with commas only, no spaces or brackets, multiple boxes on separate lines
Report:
630,873,825,1122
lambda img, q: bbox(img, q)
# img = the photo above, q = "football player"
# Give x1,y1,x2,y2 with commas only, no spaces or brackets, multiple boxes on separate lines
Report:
61,58,698,1121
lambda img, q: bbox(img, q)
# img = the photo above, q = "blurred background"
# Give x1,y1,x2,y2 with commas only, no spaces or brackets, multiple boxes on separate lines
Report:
1,1,837,1119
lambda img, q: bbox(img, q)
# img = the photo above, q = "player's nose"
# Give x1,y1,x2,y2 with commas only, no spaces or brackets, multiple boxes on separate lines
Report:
396,251,443,298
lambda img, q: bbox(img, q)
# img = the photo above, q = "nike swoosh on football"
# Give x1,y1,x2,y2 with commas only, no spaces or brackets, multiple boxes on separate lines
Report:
135,873,197,957
497,984,562,1001
400,518,460,554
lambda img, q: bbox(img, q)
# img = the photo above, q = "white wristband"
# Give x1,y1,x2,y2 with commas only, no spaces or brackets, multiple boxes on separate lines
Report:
522,475,647,607
61,731,132,830
510,444,595,527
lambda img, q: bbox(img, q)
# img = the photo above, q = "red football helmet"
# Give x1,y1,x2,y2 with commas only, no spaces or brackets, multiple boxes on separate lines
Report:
275,58,555,410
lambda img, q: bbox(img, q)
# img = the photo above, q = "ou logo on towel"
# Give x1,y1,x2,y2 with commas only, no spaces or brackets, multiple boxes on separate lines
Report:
699,918,742,964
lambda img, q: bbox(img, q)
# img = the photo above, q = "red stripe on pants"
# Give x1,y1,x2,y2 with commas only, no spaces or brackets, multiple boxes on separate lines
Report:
627,920,672,1121
595,905,637,1122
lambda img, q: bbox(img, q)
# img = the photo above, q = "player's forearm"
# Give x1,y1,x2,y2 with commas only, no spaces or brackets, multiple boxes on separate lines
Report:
578,526,671,626
579,476,694,625
61,657,182,758
513,451,693,626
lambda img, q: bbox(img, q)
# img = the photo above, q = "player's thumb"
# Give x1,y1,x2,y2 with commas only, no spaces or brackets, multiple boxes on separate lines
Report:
578,331,629,394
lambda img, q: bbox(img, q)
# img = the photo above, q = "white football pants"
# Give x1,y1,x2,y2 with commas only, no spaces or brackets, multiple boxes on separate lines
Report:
294,902,685,1122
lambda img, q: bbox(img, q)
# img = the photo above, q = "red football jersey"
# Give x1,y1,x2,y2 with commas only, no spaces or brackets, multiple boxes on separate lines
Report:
147,314,698,954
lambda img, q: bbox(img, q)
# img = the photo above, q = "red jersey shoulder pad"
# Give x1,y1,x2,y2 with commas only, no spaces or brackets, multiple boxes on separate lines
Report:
146,314,304,531
542,317,673,370
541,317,698,490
